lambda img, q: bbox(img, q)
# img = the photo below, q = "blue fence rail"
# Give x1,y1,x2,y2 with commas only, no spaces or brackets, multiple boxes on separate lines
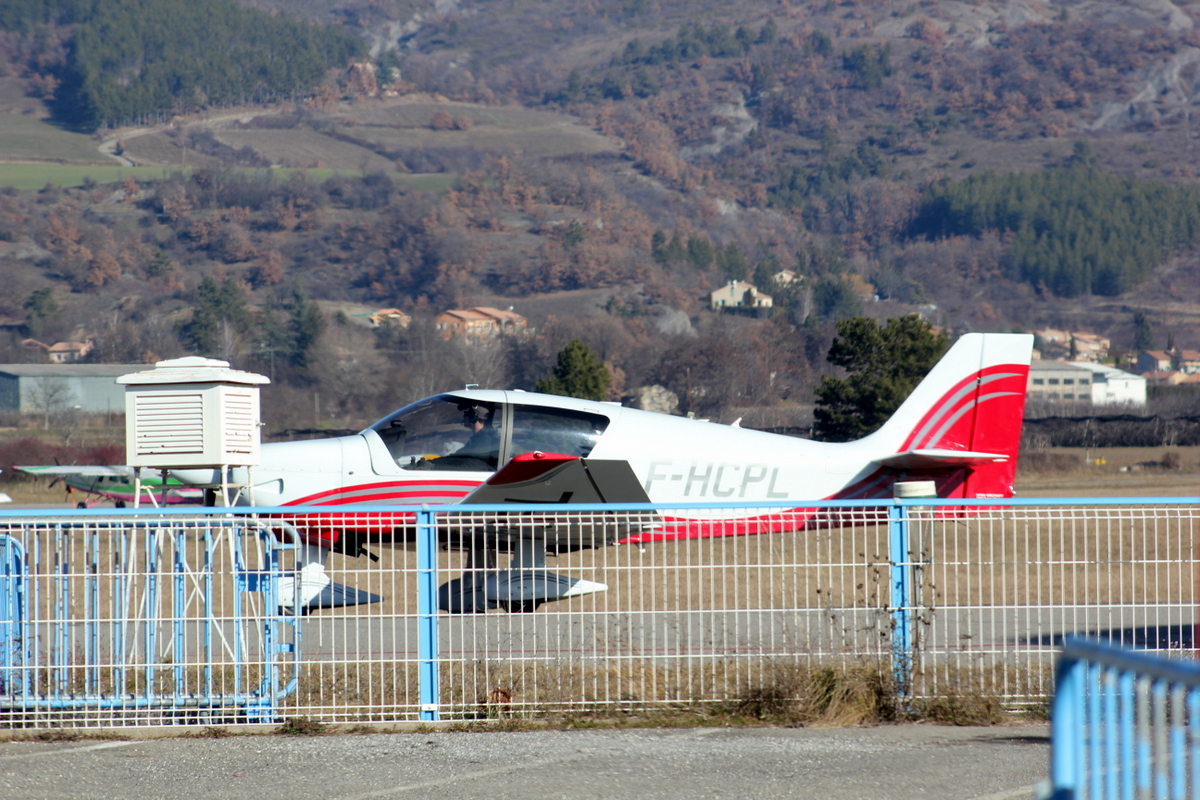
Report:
1049,638,1200,800
0,497,1197,727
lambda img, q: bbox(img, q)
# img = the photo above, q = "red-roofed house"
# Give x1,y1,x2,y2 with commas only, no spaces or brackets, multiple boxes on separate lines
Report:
1177,349,1200,374
1137,350,1174,373
435,307,528,341
23,338,93,364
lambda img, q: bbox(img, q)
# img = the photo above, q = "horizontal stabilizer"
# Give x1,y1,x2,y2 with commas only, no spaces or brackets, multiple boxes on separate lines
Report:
872,448,1009,470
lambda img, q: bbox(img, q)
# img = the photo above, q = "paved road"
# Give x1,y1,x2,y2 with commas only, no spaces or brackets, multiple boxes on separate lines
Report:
0,724,1049,800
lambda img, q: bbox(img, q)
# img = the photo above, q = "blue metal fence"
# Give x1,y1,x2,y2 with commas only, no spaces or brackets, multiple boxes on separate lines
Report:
1049,638,1200,800
0,516,302,726
0,498,1197,727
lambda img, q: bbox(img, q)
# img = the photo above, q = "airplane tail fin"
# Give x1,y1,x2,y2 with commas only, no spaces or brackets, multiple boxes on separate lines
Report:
852,332,1034,499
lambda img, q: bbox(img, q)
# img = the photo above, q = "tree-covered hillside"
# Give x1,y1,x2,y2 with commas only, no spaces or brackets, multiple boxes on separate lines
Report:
1,0,362,129
910,160,1200,297
5,0,1200,431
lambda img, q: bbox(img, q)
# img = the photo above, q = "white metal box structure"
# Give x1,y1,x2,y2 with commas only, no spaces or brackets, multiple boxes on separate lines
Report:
117,357,270,469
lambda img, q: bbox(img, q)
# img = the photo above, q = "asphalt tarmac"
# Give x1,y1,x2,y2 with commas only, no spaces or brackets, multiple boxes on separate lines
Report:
0,724,1050,800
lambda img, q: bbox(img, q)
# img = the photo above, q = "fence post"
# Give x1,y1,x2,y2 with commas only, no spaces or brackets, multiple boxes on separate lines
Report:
889,502,912,696
1049,652,1082,799
417,506,440,721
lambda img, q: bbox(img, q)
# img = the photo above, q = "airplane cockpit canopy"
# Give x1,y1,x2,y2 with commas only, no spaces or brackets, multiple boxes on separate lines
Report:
369,394,611,473
373,395,502,472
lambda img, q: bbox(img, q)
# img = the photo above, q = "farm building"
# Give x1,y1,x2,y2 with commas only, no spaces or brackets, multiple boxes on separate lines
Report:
0,364,148,414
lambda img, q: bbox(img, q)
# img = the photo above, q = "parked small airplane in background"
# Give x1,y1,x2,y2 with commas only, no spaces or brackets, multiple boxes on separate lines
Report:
15,465,203,507
22,332,1034,613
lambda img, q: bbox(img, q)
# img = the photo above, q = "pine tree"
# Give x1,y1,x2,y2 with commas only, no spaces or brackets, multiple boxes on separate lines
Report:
286,287,325,369
179,275,250,356
534,339,610,401
813,316,948,442
1132,310,1155,352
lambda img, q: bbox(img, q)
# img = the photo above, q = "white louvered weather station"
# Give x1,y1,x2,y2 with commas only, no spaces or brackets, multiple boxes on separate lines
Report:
118,357,270,506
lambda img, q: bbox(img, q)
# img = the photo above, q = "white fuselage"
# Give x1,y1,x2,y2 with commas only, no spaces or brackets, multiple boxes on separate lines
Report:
170,333,1035,508
176,393,858,507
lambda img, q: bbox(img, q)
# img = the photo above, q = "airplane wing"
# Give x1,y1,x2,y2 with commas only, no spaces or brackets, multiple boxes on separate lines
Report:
441,451,658,612
871,449,1009,470
457,451,660,551
460,451,653,506
16,465,203,506
16,465,137,478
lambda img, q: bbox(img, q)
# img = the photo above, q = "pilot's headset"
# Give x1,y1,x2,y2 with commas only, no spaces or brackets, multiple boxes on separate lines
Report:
462,404,493,428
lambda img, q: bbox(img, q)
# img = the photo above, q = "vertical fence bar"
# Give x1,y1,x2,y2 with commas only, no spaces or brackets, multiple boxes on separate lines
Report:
417,506,439,722
1050,652,1082,799
0,534,26,698
889,502,911,696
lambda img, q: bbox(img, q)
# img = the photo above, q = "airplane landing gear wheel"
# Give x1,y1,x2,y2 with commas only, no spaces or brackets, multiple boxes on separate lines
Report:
499,599,543,613
75,502,87,509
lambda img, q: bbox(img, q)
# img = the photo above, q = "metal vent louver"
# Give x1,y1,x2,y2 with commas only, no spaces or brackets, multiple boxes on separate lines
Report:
133,393,204,456
222,391,257,455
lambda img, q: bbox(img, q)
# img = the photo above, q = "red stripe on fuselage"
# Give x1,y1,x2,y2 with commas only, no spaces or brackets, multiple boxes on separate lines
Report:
282,479,482,506
316,490,471,506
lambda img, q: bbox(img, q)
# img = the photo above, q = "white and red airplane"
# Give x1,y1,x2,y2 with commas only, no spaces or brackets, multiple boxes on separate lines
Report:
25,332,1034,612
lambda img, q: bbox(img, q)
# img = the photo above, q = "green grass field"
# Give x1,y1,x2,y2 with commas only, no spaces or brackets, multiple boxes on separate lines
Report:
0,163,458,192
0,115,107,164
0,163,186,190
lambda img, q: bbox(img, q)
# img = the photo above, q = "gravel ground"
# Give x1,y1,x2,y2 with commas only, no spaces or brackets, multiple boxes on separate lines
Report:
0,724,1049,800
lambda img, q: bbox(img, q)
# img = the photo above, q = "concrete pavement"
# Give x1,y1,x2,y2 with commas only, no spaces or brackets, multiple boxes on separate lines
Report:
0,724,1049,800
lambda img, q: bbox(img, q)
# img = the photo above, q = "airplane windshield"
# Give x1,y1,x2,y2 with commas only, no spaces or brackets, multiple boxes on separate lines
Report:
510,405,609,458
372,396,500,472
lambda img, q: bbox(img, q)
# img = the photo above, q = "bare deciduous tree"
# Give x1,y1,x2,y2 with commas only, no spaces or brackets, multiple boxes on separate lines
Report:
29,377,72,430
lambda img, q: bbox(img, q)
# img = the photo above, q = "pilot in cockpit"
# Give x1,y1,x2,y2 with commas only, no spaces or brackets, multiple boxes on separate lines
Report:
453,404,500,469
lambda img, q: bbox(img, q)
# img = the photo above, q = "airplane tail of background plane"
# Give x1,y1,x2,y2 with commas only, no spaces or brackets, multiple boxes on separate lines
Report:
845,332,1035,500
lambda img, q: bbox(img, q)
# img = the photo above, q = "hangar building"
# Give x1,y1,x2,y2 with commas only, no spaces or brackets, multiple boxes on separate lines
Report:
0,364,149,414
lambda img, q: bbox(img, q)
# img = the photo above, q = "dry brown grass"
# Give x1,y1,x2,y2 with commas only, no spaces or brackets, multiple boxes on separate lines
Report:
1016,446,1200,497
735,661,897,726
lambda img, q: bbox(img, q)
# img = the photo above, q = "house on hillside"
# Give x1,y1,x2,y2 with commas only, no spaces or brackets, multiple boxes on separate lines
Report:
1177,349,1200,374
1137,350,1174,373
435,307,528,341
709,281,773,310
1135,348,1200,374
1071,332,1110,362
1034,328,1070,346
772,270,800,286
368,308,411,329
1033,329,1109,362
22,338,94,364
